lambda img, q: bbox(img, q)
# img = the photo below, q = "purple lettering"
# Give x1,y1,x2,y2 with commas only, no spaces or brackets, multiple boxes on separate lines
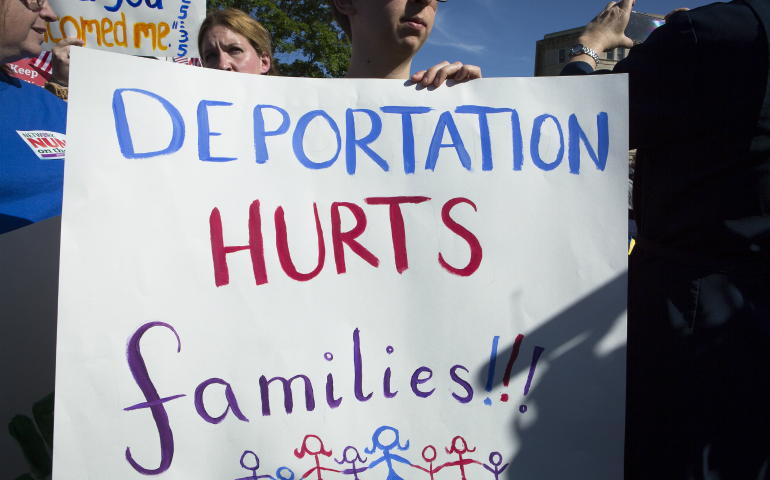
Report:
411,367,435,398
123,322,186,475
449,365,473,404
194,378,249,424
353,328,372,401
326,373,343,409
383,367,398,398
259,375,315,415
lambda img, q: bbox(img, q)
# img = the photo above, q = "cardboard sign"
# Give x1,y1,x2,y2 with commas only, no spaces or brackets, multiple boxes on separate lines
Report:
43,0,205,57
54,48,629,480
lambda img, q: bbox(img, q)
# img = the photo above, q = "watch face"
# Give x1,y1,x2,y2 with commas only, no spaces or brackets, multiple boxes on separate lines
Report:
570,44,583,55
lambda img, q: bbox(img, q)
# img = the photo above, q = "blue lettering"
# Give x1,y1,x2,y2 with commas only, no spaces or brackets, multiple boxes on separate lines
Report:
568,112,609,175
253,104,290,164
380,106,431,174
345,109,388,175
112,88,184,159
530,114,564,171
292,110,341,170
455,106,523,171
425,111,471,171
197,100,237,163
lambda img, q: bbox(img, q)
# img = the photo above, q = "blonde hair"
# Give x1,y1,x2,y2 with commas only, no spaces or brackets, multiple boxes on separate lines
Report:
198,9,279,76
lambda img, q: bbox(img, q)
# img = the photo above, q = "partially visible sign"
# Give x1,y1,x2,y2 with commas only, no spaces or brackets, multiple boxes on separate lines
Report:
16,131,66,160
6,59,46,86
43,0,205,57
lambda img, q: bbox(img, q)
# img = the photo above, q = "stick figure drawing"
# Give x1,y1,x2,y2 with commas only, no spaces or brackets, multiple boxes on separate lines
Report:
294,435,341,480
236,451,272,480
411,445,446,480
482,452,509,480
442,436,481,480
364,426,412,480
335,446,368,480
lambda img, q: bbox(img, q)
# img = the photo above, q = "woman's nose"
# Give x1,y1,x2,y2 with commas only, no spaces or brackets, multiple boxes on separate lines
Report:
217,55,233,71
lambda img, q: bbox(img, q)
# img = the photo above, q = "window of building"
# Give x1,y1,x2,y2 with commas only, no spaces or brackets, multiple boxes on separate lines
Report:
618,48,625,60
606,49,615,60
558,49,565,63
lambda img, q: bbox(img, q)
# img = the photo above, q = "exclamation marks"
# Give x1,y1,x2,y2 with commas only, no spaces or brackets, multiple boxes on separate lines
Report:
500,334,525,402
483,336,500,406
485,334,545,412
519,346,545,413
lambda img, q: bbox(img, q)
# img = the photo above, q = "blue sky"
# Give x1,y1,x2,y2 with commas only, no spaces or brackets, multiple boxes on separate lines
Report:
412,0,715,78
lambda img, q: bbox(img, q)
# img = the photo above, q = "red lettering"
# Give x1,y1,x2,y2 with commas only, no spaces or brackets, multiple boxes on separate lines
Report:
364,196,430,274
275,203,325,281
438,198,482,277
209,200,268,287
28,137,49,148
331,202,379,274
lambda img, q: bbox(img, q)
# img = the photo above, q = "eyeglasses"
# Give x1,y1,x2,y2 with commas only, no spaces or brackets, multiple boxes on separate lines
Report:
23,0,49,12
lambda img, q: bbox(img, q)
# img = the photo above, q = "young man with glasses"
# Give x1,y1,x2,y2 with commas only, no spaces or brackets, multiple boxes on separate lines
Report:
327,0,480,84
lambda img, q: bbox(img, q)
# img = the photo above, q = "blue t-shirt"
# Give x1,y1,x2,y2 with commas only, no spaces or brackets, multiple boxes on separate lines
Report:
0,71,67,234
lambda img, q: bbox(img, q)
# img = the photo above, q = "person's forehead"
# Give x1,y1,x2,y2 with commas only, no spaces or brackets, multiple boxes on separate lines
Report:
203,26,248,49
205,25,246,43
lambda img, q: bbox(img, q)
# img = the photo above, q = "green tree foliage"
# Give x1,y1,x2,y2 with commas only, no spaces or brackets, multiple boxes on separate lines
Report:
206,0,351,78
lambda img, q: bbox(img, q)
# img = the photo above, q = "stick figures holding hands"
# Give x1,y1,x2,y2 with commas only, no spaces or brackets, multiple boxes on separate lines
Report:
294,434,341,480
364,426,412,480
236,451,273,480
482,452,508,480
335,446,369,480
411,445,446,480
442,436,481,480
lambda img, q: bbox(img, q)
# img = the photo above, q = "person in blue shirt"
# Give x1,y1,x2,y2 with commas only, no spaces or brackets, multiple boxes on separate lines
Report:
1,0,66,234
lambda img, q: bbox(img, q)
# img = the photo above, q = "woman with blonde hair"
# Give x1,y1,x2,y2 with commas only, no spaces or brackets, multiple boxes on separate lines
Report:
198,8,278,75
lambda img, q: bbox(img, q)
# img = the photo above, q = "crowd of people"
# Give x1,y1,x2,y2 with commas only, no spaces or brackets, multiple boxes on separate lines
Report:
2,0,769,478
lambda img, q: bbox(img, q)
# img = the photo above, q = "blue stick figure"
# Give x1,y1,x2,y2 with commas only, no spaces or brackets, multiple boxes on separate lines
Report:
270,467,296,480
364,426,412,480
237,451,272,480
482,452,508,480
335,446,368,480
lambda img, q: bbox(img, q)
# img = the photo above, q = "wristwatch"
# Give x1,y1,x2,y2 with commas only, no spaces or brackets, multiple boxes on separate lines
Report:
569,44,600,64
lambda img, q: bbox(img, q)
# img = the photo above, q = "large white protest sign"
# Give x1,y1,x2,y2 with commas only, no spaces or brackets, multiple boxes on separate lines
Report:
53,48,629,480
43,0,204,57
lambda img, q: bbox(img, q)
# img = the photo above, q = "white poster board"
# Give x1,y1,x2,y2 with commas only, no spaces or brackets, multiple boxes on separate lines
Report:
43,0,205,57
53,48,629,480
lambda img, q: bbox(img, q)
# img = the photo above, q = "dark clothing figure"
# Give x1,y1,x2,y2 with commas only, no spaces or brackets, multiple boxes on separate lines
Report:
562,1,770,478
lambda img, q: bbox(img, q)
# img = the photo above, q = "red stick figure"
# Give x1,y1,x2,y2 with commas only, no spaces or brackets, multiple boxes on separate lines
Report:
411,445,446,480
441,436,481,480
294,434,341,480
